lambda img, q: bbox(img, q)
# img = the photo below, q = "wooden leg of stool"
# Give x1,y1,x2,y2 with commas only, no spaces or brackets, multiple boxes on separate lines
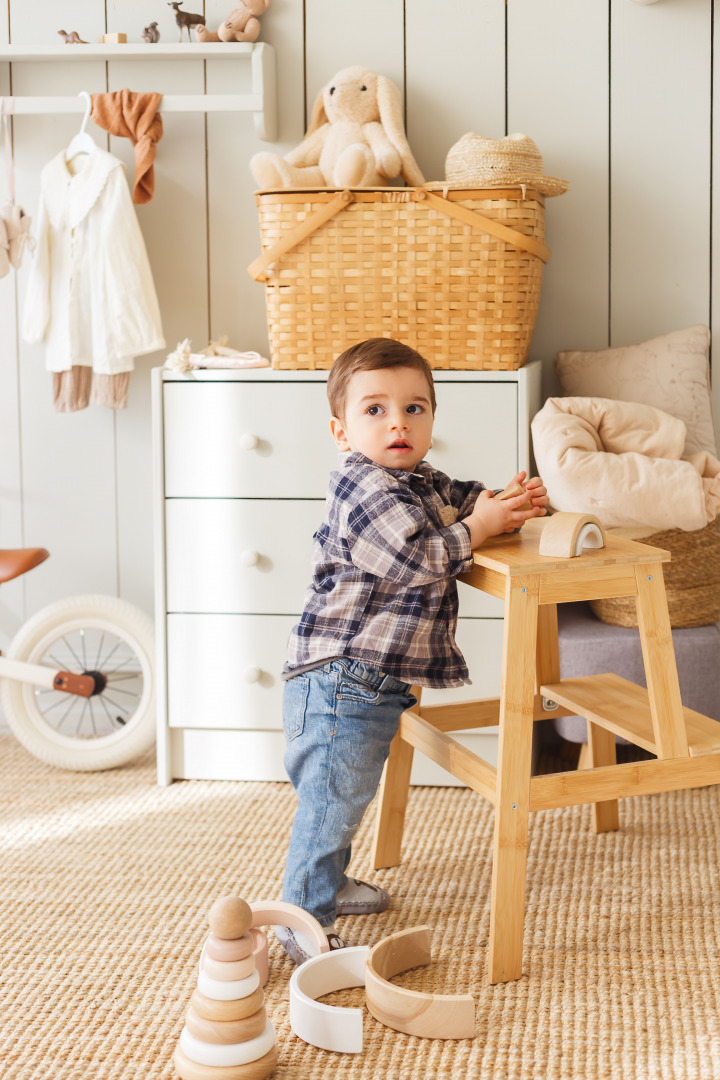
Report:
586,722,619,832
489,577,538,985
536,603,560,686
371,688,421,870
635,565,689,759
536,603,560,779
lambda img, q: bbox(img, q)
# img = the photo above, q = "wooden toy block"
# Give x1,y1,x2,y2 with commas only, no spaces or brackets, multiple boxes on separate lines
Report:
173,1042,278,1080
494,481,533,511
538,511,606,559
185,1004,267,1045
288,946,369,1053
190,987,265,1024
365,926,476,1039
96,32,127,43
206,932,253,963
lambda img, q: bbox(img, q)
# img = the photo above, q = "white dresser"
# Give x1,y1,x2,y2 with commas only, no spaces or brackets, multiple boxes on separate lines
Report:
152,363,542,786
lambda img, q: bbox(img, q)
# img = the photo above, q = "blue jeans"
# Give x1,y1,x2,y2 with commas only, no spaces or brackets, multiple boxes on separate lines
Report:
282,659,417,927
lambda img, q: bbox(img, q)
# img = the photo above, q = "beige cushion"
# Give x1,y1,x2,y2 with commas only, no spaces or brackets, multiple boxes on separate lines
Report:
531,396,720,531
554,325,717,457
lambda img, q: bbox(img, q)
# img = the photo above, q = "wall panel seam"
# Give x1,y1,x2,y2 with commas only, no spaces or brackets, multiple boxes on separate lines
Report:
607,0,612,348
710,0,714,362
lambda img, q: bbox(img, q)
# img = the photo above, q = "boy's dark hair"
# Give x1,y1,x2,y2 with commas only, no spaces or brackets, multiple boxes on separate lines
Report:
327,338,437,420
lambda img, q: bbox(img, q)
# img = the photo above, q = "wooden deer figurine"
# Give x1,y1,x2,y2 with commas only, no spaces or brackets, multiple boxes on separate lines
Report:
167,1,206,41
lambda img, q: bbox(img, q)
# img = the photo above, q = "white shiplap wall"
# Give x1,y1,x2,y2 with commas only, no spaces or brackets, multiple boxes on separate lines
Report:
0,0,717,648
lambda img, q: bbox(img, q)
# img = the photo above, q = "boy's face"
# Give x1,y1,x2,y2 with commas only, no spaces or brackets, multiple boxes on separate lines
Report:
330,365,435,472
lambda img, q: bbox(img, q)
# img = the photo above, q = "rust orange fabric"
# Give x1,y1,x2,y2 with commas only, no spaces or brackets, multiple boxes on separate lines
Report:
91,89,163,204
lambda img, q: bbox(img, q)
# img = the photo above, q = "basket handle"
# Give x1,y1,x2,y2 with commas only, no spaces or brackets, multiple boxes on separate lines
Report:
418,189,551,263
247,186,550,281
247,189,355,282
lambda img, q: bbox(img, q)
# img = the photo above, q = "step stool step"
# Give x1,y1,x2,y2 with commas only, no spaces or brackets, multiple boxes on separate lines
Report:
541,673,720,757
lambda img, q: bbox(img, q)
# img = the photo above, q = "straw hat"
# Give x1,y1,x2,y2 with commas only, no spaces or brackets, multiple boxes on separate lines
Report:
430,132,569,197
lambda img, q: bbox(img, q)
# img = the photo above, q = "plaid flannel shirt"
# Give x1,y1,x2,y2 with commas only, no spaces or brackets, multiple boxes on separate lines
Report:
284,451,488,689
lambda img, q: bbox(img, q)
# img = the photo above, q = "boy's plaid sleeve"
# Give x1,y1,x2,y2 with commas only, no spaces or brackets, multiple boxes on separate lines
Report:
345,487,474,586
447,478,488,519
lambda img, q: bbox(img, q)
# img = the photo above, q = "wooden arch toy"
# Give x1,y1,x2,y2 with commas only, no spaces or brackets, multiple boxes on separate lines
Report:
289,946,369,1053
537,512,606,559
365,927,476,1039
249,900,330,987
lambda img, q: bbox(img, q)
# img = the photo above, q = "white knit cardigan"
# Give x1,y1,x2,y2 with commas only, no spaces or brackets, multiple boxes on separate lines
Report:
23,147,165,374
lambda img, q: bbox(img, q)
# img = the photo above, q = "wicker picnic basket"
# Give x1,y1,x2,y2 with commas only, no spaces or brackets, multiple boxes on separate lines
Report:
590,516,720,629
247,186,550,370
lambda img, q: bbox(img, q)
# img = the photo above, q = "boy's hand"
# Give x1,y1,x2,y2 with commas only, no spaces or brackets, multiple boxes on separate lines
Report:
522,474,550,513
461,473,549,549
502,472,550,513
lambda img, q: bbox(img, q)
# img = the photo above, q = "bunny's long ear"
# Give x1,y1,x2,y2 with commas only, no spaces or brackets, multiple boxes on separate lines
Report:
305,80,329,137
376,75,425,186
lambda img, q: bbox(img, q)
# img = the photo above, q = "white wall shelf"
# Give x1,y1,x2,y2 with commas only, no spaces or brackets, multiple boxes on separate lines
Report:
0,41,277,139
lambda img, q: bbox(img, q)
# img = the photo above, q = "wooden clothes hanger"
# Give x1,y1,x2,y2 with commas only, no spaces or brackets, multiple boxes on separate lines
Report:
65,91,97,162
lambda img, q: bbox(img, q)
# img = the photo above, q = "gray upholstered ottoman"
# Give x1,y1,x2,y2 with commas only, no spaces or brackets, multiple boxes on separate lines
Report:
556,602,720,743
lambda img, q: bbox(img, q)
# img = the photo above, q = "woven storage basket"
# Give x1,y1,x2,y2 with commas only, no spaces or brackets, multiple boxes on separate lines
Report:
247,186,549,370
590,516,720,629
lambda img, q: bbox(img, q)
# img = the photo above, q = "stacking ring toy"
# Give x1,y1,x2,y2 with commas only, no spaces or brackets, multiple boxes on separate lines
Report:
179,1019,276,1067
196,967,260,1002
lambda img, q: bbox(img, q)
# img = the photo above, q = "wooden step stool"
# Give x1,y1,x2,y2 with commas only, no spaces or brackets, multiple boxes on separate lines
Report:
371,517,720,985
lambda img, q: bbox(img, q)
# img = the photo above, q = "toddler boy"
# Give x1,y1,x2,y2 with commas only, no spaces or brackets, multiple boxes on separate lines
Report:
276,338,548,964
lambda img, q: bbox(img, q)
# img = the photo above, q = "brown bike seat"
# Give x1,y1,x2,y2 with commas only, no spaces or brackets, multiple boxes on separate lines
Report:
0,548,50,584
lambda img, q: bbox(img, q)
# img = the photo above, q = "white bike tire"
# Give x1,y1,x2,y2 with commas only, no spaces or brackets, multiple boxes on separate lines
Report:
0,594,155,771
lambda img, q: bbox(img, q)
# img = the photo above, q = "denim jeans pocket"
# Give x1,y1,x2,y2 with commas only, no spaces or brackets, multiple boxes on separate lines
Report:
337,671,381,705
283,674,310,740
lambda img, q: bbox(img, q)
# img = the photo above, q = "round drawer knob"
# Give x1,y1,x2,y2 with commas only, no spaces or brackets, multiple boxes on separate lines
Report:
240,550,260,567
239,433,259,451
242,667,261,684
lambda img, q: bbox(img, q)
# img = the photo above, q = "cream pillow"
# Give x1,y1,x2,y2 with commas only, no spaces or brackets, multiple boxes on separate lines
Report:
554,325,717,457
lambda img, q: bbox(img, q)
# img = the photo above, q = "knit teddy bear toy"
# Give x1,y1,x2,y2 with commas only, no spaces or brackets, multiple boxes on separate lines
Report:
194,0,270,42
250,66,425,189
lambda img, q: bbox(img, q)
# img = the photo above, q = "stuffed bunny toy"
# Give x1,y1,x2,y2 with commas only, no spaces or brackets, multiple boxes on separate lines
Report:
194,0,270,42
250,66,425,188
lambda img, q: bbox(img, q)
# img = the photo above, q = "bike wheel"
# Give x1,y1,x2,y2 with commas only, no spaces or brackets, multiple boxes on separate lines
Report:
0,594,155,771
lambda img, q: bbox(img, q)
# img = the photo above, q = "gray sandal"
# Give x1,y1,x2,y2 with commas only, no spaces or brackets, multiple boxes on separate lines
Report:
275,925,346,966
335,877,391,915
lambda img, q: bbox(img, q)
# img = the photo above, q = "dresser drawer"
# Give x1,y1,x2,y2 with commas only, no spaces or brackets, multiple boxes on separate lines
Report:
166,498,502,618
163,382,337,498
163,380,518,499
167,614,294,729
429,382,518,488
165,499,322,613
166,613,503,732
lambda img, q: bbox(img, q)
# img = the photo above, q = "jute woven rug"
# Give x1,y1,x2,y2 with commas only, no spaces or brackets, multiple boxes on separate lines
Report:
1,733,719,1080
